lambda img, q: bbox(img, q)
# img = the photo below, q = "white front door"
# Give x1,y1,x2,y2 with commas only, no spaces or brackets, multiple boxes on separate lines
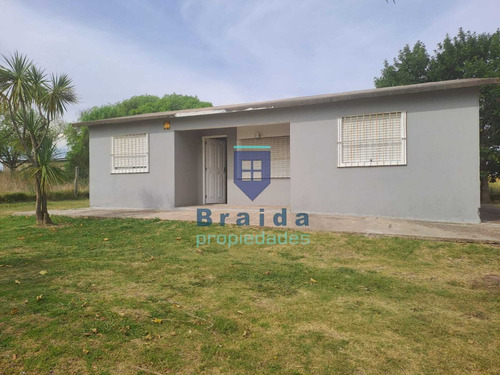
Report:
205,138,226,204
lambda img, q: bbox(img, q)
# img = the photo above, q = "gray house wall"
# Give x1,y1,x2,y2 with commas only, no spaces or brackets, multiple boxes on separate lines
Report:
290,88,480,223
89,87,480,223
89,121,175,209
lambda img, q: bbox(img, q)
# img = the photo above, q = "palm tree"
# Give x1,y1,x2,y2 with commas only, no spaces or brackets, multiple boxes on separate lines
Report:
0,53,77,224
23,131,66,217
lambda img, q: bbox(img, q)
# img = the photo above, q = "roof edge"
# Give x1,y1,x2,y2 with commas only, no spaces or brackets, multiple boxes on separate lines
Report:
74,78,500,127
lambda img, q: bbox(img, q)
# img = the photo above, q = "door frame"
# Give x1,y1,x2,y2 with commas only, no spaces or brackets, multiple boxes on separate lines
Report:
202,135,228,204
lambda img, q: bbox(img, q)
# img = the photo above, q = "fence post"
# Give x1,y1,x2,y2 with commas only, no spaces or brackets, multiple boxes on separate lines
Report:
74,166,79,198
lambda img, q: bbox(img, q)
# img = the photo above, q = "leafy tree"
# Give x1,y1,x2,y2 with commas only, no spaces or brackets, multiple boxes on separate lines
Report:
375,28,500,203
66,94,212,178
0,53,77,224
64,124,89,179
374,41,430,87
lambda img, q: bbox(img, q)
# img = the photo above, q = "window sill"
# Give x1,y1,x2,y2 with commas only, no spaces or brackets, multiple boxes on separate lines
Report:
111,171,150,174
337,163,407,168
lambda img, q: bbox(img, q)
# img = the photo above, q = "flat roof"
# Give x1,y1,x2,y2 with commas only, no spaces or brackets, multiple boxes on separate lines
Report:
75,78,500,127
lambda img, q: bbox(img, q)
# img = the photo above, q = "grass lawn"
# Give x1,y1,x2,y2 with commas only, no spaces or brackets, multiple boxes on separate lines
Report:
0,199,89,217
0,202,499,374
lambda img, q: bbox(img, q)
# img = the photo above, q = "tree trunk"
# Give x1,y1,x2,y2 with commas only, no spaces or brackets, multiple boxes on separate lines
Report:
34,172,53,225
41,190,53,225
34,174,43,224
480,175,492,204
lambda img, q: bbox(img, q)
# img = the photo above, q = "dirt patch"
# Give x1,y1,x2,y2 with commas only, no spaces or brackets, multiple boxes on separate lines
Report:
472,274,500,290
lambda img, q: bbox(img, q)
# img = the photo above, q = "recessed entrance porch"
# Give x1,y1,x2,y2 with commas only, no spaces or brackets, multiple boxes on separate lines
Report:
173,123,291,208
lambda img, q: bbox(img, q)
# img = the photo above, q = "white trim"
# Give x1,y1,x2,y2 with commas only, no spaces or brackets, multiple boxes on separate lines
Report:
337,111,407,168
337,117,343,168
202,135,227,204
401,111,407,166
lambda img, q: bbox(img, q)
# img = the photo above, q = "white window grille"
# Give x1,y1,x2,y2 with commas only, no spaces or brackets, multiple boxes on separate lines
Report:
241,160,263,181
338,112,406,167
111,133,149,174
238,136,290,178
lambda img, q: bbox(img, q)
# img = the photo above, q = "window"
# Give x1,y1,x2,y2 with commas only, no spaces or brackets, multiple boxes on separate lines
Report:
338,112,406,167
237,136,290,177
241,160,262,181
111,133,149,173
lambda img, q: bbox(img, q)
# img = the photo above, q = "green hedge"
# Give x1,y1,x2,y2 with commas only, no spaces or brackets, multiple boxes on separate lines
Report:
490,181,500,202
0,190,89,203
491,190,500,202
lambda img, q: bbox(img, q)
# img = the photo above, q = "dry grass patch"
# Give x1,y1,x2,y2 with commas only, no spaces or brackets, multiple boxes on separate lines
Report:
0,171,88,194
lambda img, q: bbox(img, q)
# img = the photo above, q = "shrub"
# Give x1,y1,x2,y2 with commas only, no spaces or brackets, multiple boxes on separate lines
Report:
0,189,88,203
0,192,34,203
490,179,500,202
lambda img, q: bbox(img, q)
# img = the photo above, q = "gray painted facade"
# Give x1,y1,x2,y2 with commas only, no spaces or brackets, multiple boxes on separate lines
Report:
88,86,481,223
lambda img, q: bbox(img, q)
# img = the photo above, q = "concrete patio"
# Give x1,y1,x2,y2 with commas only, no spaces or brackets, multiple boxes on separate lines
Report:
14,204,500,244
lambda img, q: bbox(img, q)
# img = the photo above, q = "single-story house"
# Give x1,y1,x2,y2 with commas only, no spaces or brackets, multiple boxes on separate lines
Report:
77,78,500,223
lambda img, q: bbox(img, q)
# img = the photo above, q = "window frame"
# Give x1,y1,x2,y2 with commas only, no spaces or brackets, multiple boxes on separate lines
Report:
111,133,150,174
337,111,407,168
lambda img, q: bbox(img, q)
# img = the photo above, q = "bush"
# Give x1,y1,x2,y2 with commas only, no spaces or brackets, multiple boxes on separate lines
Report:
0,192,34,203
48,190,89,201
0,189,89,203
490,179,500,202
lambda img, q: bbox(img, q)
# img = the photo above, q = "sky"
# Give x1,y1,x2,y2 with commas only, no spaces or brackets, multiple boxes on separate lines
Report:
0,0,499,124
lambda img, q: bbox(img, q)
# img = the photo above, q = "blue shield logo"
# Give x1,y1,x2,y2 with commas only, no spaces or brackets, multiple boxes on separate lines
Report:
234,146,271,201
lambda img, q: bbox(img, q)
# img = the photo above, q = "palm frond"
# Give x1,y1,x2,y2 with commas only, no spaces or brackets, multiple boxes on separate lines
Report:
44,73,78,118
22,135,66,194
28,65,48,104
14,109,45,135
0,52,34,110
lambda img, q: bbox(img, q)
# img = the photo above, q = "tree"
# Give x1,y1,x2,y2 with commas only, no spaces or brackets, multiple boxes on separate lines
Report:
66,94,212,178
0,53,77,224
64,124,89,179
0,109,27,171
374,29,500,203
374,41,430,88
23,133,65,202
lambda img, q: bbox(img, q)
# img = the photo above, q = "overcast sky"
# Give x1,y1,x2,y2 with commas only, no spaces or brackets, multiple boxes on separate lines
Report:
0,0,499,123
